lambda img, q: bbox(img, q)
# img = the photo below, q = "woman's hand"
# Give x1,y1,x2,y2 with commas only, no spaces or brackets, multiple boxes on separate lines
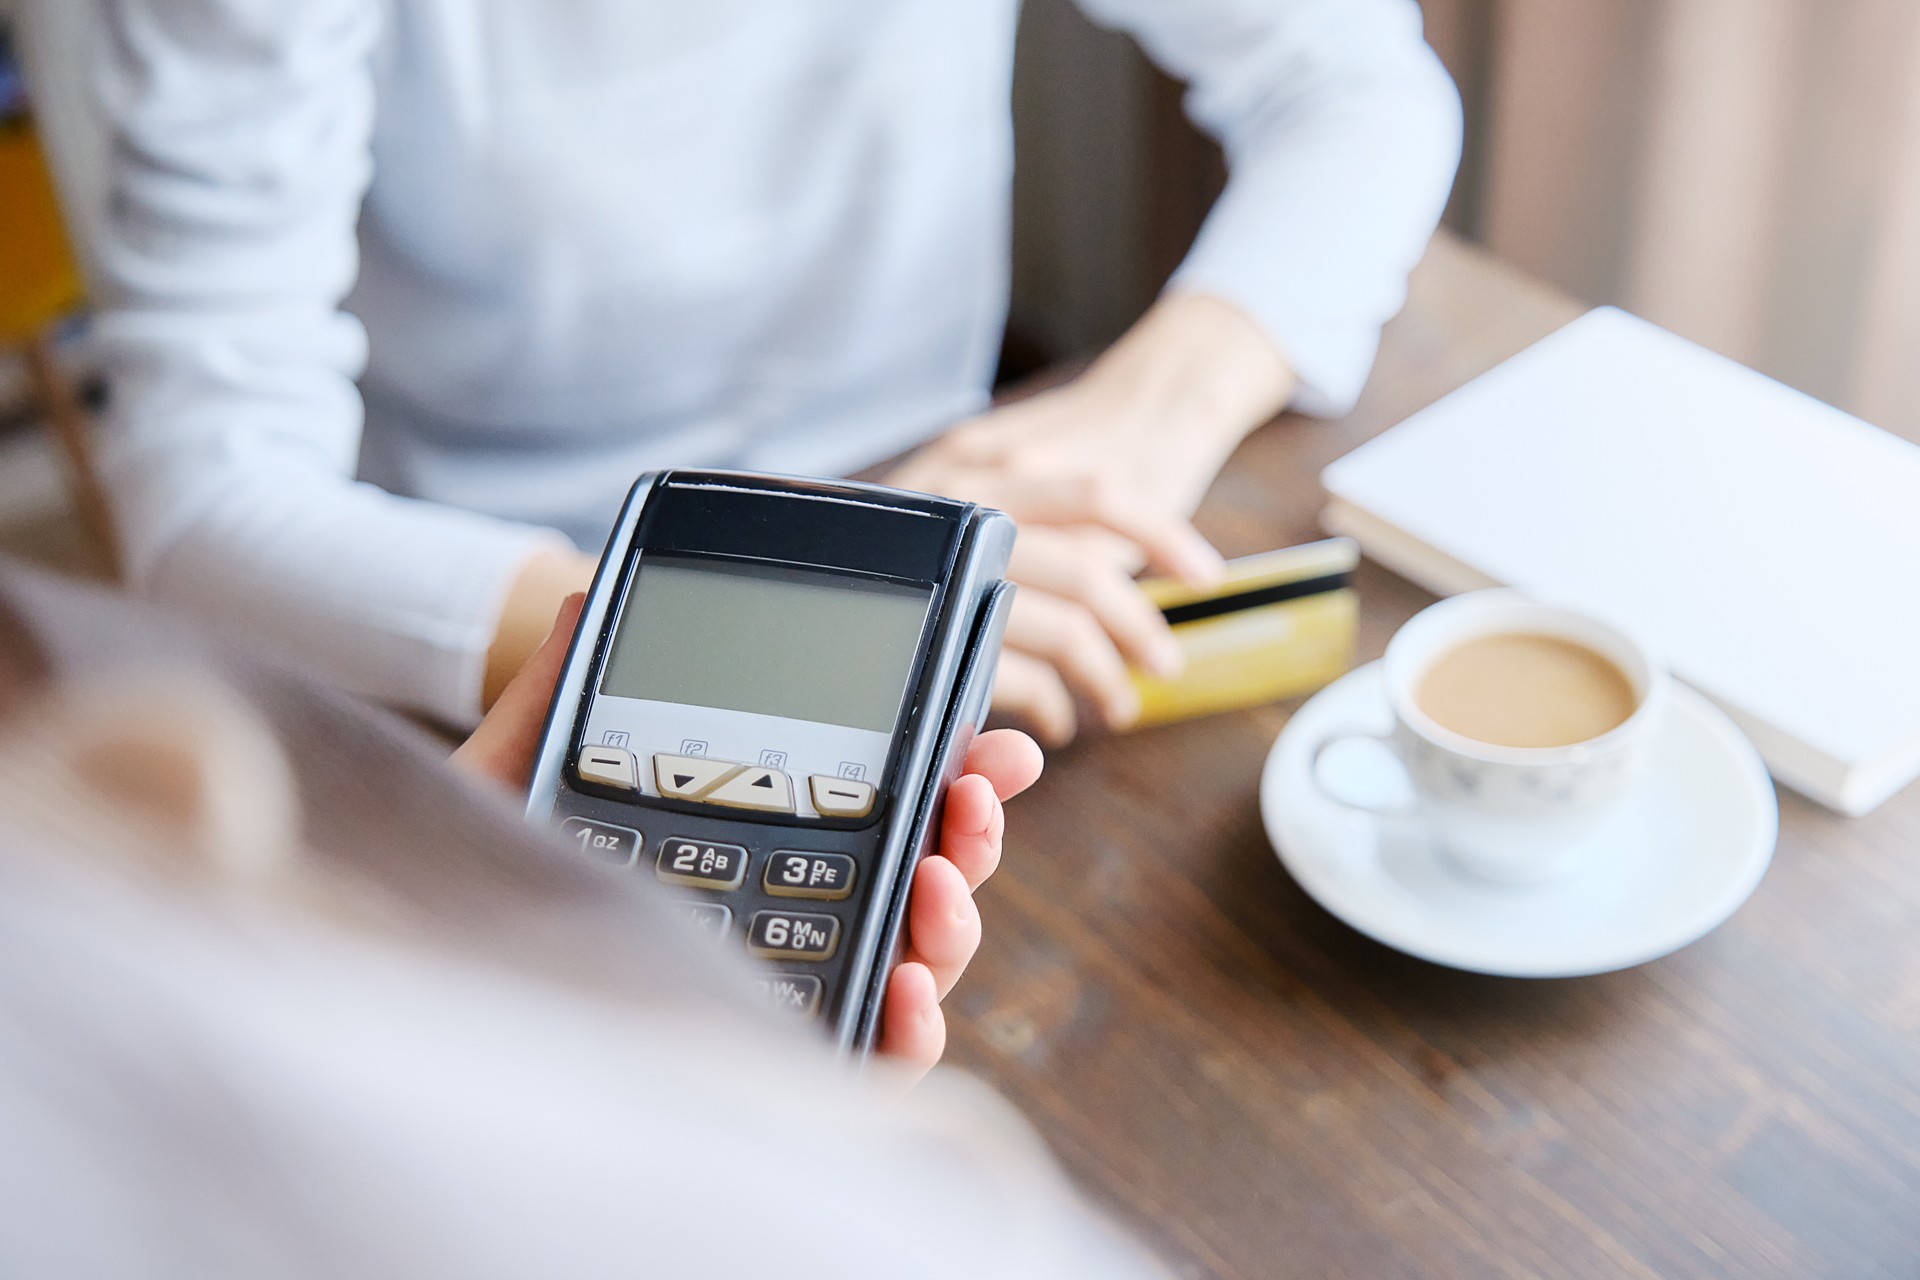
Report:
873,727,1042,1078
453,595,1046,1082
455,591,588,786
482,550,596,710
989,525,1181,745
890,292,1296,745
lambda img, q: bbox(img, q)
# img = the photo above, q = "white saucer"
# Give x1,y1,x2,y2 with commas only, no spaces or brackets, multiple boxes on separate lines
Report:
1260,662,1778,977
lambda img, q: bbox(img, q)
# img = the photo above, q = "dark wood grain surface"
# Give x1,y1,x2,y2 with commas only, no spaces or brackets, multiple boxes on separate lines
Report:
945,233,1920,1280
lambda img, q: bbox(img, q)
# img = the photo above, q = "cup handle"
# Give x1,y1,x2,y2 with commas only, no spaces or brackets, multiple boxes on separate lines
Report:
1308,729,1420,818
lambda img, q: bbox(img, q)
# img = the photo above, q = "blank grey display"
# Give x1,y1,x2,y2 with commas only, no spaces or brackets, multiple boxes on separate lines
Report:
598,558,930,732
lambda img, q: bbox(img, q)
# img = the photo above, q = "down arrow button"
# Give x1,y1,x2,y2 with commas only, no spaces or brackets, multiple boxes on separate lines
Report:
651,754,737,801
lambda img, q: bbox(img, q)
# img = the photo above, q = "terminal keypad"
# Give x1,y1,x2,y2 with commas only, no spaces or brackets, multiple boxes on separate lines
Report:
563,752,887,1025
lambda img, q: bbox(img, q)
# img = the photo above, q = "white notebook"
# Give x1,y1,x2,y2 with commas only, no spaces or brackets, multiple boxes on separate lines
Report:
1322,306,1920,816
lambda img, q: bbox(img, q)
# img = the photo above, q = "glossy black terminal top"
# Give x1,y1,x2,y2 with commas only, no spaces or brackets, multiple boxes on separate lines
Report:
634,472,967,584
559,470,978,834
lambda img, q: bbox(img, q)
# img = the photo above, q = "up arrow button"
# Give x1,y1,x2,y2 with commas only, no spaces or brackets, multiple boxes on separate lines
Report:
707,766,795,813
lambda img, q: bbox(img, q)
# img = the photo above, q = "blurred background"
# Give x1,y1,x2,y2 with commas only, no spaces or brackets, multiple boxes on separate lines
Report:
8,0,1920,565
1009,0,1920,439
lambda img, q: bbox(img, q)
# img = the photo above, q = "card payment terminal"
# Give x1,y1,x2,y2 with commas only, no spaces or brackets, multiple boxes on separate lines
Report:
527,471,1015,1058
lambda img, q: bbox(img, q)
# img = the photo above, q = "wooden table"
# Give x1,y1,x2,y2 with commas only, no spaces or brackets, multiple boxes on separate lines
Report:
945,233,1920,1280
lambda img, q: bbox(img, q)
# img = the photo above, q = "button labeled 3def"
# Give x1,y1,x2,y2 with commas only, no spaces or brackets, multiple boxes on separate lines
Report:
764,851,857,901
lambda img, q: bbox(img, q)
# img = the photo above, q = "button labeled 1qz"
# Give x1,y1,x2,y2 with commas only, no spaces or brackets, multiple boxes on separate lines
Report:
560,817,642,866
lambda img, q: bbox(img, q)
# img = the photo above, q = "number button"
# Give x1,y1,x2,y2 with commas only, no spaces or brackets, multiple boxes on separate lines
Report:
747,911,840,962
679,902,732,941
654,837,748,890
559,817,642,866
764,852,857,901
752,973,823,1018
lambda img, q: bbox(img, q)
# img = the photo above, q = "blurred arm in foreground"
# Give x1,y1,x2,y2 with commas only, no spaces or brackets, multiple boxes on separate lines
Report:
0,564,1157,1280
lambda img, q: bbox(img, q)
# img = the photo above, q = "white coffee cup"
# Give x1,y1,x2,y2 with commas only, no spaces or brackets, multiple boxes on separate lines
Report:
1311,590,1669,884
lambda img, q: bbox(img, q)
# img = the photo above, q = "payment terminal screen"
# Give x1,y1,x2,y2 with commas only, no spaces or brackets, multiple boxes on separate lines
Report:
598,558,932,733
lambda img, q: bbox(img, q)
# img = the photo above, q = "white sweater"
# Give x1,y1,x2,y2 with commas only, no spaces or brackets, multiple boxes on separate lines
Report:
81,0,1460,723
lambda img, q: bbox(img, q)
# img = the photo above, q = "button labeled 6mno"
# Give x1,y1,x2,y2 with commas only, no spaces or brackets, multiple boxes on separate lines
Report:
747,911,840,962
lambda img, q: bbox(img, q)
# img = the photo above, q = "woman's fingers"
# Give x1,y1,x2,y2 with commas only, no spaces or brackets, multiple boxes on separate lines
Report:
452,592,584,788
895,455,1221,588
1004,588,1140,732
1011,528,1183,678
960,727,1044,802
875,740,1028,1076
905,854,982,998
975,471,1225,588
938,772,1004,889
989,650,1077,747
1072,526,1151,577
877,961,945,1081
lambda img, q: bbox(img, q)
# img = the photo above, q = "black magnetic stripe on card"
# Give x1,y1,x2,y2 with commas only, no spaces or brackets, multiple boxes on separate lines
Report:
1159,572,1352,626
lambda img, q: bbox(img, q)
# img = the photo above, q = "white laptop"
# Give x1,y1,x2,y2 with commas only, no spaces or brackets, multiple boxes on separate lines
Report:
1323,306,1920,816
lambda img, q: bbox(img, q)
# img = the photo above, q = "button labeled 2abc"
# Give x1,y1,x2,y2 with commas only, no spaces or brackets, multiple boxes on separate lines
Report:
747,910,840,961
654,838,747,890
764,851,856,900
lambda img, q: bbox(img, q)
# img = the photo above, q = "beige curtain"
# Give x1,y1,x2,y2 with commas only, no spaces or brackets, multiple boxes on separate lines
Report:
1428,0,1920,437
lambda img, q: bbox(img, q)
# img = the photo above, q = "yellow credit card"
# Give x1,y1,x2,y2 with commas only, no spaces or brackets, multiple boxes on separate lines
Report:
1129,538,1359,727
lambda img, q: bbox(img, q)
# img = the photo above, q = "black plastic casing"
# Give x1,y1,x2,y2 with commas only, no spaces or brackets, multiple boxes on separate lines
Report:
526,470,1015,1058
